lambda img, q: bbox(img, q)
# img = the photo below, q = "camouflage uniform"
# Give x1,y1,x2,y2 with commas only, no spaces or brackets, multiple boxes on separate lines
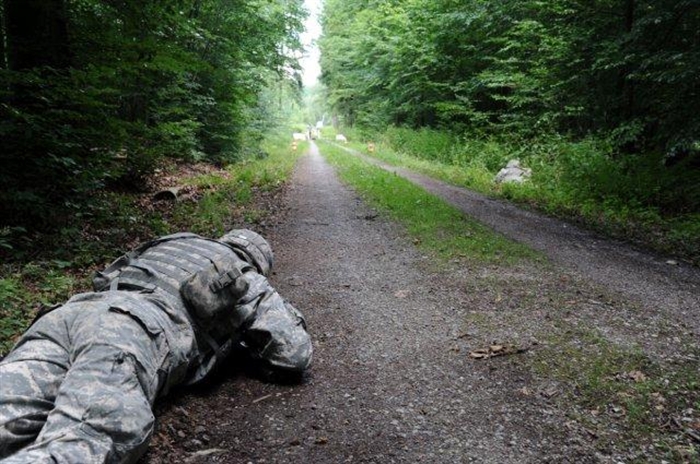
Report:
0,231,312,464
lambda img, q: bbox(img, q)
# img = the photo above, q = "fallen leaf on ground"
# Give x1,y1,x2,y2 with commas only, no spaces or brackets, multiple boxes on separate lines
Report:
468,344,529,360
184,448,226,463
468,349,490,359
627,370,647,382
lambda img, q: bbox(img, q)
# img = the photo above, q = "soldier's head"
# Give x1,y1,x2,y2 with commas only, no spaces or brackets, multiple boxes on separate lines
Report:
220,229,274,276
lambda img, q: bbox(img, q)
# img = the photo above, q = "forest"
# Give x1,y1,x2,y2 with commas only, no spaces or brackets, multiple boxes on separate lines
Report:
1,0,699,261
318,0,700,261
0,0,306,234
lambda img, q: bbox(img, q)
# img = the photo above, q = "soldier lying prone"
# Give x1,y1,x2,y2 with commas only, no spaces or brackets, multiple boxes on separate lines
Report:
0,230,312,464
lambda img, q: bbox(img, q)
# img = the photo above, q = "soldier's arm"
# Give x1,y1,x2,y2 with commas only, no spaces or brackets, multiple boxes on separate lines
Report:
234,272,312,373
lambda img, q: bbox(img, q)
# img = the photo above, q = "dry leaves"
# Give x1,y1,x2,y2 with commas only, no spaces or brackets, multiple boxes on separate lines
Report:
468,344,528,360
627,370,647,382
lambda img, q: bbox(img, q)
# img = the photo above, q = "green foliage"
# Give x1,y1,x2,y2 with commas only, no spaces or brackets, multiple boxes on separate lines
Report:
1,0,307,230
0,265,81,355
0,278,27,354
382,127,456,164
320,0,700,150
361,127,700,263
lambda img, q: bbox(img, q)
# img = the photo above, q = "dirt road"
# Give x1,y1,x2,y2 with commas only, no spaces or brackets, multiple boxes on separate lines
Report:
143,142,700,464
336,144,700,340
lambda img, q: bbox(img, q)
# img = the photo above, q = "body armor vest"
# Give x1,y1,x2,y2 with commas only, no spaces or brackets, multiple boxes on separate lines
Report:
93,233,255,384
94,233,241,313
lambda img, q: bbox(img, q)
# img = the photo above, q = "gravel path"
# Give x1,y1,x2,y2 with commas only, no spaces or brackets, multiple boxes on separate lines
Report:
142,142,699,464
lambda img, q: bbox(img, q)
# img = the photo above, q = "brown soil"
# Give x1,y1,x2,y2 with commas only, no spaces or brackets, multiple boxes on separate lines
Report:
141,143,700,464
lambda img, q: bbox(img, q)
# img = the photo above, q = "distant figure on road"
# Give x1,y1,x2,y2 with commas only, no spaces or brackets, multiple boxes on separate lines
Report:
0,230,312,464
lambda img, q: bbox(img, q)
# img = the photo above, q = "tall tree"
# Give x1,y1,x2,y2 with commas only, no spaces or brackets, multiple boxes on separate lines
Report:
319,0,700,151
0,0,307,229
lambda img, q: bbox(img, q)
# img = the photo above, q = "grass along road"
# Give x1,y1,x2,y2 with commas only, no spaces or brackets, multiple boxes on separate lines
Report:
321,141,700,344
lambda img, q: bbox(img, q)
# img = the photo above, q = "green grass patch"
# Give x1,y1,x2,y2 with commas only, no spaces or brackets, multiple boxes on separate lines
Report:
346,138,496,194
171,135,303,236
533,325,700,462
0,266,81,354
0,132,302,356
319,142,538,264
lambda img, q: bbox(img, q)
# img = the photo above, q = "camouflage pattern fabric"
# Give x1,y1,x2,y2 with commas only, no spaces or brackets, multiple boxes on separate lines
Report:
0,232,312,463
0,292,171,463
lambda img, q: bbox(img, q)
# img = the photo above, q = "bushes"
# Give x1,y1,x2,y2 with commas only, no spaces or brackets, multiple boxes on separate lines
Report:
0,0,306,233
382,127,456,163
378,126,700,218
370,127,700,262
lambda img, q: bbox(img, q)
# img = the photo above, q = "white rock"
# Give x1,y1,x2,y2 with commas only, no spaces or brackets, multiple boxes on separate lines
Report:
495,159,532,184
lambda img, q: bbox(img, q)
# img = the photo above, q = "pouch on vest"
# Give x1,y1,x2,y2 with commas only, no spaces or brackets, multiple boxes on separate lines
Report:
180,259,251,327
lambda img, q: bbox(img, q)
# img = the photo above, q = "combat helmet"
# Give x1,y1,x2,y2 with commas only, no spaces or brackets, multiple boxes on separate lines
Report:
220,229,274,276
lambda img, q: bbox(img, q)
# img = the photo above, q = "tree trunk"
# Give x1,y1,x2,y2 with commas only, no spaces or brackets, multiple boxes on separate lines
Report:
623,0,635,119
4,0,70,70
624,0,635,33
0,0,7,70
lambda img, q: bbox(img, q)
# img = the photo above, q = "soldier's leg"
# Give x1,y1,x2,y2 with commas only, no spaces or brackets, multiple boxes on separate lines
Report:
1,302,169,464
0,307,72,458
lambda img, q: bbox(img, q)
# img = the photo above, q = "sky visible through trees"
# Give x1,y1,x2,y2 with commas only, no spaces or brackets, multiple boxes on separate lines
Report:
301,0,322,87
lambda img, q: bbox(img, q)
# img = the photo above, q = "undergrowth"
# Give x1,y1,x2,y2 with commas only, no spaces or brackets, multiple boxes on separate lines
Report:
0,132,302,356
319,142,539,265
338,126,700,264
